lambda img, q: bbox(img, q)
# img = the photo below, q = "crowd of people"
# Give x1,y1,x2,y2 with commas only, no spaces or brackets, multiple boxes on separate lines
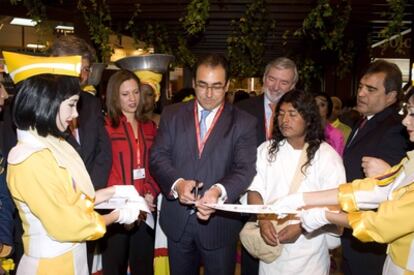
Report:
0,34,413,275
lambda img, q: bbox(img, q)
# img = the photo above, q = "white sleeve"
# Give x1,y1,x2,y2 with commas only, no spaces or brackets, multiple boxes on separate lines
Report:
317,143,346,190
247,142,269,201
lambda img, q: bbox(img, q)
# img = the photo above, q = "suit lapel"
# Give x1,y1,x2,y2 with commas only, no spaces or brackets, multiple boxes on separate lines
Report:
256,94,266,139
183,101,199,161
346,107,394,150
348,118,376,147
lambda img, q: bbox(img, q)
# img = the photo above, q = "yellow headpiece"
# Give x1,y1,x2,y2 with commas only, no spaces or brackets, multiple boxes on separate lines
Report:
135,70,162,102
2,51,81,84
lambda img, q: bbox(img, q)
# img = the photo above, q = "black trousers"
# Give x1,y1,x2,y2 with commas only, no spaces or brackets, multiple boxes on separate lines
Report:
11,214,24,275
86,241,97,274
101,222,155,275
240,215,259,275
167,215,237,275
341,228,386,275
241,246,259,275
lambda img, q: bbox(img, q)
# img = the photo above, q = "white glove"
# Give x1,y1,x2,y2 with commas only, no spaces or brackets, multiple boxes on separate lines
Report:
113,207,140,224
113,185,140,201
300,208,329,232
354,184,393,210
273,193,305,214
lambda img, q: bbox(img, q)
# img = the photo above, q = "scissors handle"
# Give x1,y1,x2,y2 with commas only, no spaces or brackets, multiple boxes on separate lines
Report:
194,180,201,199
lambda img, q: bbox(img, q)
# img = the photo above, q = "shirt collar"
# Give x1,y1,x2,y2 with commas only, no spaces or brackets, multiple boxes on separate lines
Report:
197,101,221,117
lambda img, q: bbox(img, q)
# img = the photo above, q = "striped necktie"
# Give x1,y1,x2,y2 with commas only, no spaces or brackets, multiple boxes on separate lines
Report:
199,109,211,140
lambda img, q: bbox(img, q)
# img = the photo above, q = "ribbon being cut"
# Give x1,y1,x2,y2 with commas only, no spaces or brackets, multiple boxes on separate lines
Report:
95,185,153,228
203,203,300,215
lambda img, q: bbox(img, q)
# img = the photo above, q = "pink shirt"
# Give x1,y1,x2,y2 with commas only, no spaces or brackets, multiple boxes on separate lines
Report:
325,123,345,156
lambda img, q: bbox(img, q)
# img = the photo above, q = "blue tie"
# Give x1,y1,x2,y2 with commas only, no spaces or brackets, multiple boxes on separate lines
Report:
199,109,211,140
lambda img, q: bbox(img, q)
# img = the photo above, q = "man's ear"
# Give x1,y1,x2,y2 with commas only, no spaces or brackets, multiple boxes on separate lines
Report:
386,90,398,104
224,81,230,92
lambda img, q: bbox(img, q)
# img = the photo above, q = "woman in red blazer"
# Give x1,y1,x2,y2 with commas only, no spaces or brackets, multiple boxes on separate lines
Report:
103,69,160,275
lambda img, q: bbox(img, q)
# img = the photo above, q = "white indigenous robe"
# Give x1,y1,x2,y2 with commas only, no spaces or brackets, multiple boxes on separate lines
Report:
248,140,346,275
7,130,106,275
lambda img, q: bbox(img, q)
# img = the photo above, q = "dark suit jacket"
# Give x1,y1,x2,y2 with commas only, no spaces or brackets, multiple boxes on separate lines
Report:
0,153,13,248
2,103,16,160
236,94,266,146
342,104,409,275
150,100,257,250
344,105,408,182
66,92,112,190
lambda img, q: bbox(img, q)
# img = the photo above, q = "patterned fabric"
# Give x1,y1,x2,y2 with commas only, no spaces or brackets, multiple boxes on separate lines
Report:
154,195,170,275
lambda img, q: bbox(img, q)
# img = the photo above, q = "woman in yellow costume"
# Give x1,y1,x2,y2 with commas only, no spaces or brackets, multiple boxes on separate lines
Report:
274,85,414,274
2,52,142,275
136,70,162,127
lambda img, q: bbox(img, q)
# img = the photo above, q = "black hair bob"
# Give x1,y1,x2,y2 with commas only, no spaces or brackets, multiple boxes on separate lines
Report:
13,74,80,138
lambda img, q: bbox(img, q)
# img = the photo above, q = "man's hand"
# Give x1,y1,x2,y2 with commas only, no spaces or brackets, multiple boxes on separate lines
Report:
144,193,156,212
195,186,220,220
124,223,135,231
278,223,302,244
361,156,391,178
258,220,278,246
176,179,201,205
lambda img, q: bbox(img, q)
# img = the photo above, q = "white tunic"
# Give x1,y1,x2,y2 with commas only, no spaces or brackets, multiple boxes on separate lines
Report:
248,140,346,275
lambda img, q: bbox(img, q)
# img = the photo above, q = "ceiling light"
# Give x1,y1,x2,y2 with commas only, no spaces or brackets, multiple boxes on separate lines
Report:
10,17,37,27
26,43,46,49
55,25,74,31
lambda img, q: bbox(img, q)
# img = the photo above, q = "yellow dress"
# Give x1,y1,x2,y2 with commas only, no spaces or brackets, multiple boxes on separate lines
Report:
7,130,106,275
338,151,414,275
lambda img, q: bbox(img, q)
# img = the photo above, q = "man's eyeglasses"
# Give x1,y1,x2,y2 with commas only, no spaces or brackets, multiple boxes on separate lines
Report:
195,83,225,93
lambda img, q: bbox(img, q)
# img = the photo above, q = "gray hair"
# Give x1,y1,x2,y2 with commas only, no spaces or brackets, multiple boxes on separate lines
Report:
263,57,298,85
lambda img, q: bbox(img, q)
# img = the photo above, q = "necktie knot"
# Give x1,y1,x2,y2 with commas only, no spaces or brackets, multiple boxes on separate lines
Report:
199,109,211,140
359,117,367,130
269,103,276,113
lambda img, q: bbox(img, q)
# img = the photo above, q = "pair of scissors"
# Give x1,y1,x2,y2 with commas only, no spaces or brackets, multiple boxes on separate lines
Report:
194,180,201,201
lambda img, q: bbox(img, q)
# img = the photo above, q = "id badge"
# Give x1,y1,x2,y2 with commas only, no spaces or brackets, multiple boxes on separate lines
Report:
133,168,145,180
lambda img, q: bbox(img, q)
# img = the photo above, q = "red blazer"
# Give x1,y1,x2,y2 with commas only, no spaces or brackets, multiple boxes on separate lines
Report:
105,116,160,197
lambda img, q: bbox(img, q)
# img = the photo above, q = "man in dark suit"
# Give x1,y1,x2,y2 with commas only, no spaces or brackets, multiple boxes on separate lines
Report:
235,57,297,275
51,36,112,272
0,75,13,263
342,60,409,275
51,35,112,190
237,57,298,146
150,54,257,275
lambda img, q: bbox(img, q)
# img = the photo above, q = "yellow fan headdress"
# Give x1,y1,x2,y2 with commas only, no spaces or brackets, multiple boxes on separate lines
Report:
2,51,81,84
135,70,162,102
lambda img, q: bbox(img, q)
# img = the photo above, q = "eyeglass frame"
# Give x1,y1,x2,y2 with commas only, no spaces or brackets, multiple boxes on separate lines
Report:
194,81,227,93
